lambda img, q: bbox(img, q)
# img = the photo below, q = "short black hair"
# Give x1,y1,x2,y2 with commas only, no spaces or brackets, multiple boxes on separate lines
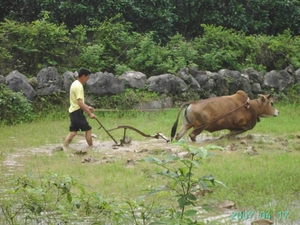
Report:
78,68,91,77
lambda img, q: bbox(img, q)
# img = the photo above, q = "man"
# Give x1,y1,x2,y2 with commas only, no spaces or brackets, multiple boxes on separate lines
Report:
63,68,96,148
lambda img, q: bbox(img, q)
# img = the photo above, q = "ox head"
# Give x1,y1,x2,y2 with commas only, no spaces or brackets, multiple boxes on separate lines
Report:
257,94,279,117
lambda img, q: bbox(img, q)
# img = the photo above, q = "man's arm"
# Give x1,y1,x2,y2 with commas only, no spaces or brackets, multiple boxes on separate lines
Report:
78,98,96,118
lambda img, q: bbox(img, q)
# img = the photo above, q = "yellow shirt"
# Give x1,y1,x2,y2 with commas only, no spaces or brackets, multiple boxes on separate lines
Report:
69,80,84,113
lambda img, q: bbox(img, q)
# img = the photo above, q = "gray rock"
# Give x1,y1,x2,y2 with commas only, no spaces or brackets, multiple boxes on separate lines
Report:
36,67,63,95
241,67,264,84
134,97,173,109
119,71,147,89
0,75,6,84
86,71,125,95
251,83,262,94
63,71,78,95
5,70,36,101
295,68,300,84
177,68,201,92
263,70,294,91
147,74,188,94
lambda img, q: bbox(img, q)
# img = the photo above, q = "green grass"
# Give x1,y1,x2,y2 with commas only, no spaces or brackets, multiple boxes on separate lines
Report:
0,101,300,223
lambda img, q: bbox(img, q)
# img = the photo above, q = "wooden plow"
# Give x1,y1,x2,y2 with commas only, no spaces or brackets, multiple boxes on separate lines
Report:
95,117,170,146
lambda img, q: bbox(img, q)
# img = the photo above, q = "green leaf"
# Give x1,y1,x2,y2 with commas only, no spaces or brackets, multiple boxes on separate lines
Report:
187,193,197,201
67,192,72,203
143,156,164,165
184,209,198,216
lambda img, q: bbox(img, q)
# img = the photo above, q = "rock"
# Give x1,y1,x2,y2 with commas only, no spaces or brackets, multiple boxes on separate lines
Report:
36,67,63,95
217,200,236,209
63,71,77,95
119,71,147,89
177,68,201,92
263,70,294,92
0,75,6,84
86,71,125,95
5,70,37,101
147,73,188,94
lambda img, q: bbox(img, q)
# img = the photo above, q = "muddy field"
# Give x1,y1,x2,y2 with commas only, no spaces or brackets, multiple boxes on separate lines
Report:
1,132,299,225
3,131,299,174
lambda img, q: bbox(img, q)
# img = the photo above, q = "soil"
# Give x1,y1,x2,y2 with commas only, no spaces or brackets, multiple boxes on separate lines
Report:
1,133,300,225
3,132,299,169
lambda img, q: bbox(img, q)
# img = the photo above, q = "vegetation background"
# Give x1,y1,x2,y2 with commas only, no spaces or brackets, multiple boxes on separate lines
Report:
1,0,300,77
1,1,300,223
1,0,300,125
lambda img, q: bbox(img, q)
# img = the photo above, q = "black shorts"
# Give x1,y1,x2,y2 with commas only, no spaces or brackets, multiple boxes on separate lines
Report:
69,109,92,132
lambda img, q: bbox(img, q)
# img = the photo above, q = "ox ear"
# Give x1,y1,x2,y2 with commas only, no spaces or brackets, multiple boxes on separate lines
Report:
258,94,266,102
267,94,272,99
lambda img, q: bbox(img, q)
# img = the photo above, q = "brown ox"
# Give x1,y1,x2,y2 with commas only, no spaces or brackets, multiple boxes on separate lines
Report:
171,90,279,141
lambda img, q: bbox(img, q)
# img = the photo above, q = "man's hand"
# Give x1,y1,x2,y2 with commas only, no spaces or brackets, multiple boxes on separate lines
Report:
89,112,96,119
88,106,95,113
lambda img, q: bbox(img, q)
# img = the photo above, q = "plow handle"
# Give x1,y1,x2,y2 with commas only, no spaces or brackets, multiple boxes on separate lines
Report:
95,117,118,145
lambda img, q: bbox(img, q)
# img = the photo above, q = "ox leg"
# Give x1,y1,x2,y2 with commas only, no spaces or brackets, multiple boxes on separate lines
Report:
189,127,205,142
175,124,193,140
227,130,246,139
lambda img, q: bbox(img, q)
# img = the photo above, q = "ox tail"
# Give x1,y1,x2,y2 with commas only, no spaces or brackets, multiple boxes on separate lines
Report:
171,102,190,141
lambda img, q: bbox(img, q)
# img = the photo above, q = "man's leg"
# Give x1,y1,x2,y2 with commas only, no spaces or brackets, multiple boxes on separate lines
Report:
63,131,77,147
85,129,93,146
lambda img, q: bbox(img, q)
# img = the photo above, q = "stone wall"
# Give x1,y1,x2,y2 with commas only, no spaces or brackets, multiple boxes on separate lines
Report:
1,65,299,108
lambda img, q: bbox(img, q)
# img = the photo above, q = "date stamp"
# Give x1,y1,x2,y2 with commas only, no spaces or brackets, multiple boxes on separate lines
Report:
231,211,289,221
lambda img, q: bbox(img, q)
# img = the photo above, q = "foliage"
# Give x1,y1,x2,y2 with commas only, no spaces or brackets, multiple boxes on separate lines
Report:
0,84,34,125
2,0,300,42
192,24,260,71
0,172,114,224
87,15,137,72
90,88,160,110
31,93,69,120
127,33,197,76
255,29,300,71
0,14,71,75
141,141,225,223
1,14,300,77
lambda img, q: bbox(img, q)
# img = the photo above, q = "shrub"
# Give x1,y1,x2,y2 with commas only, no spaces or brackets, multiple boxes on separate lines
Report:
0,13,71,76
0,84,34,125
192,24,253,71
255,29,300,71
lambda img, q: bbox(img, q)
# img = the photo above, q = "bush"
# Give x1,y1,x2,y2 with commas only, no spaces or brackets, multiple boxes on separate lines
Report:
0,13,71,76
0,84,34,125
192,24,256,71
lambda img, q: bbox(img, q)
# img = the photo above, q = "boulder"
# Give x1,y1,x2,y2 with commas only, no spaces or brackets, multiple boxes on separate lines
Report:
218,69,252,95
134,97,173,109
177,68,201,93
295,68,300,84
119,71,147,89
63,71,78,95
86,72,125,95
5,70,36,101
36,67,63,95
263,70,294,92
238,68,265,87
0,75,6,84
147,74,188,94
251,83,262,94
209,72,229,96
